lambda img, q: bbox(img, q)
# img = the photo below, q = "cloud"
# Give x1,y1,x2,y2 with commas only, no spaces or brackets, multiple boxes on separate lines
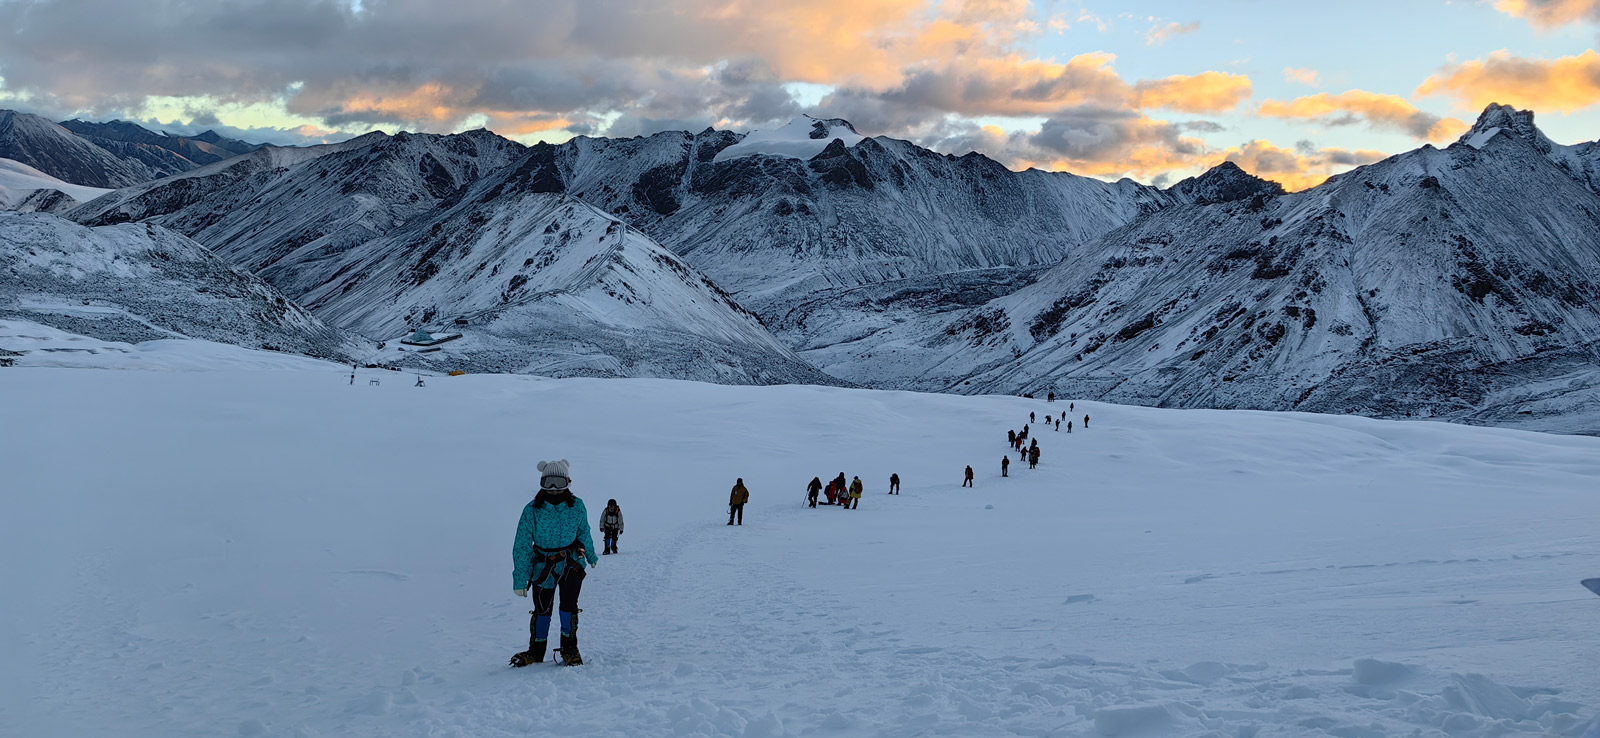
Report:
1146,20,1200,46
1493,0,1600,27
1257,90,1469,141
0,0,1041,137
922,105,1209,180
1415,49,1600,113
1219,140,1388,191
1283,67,1320,86
1133,71,1252,113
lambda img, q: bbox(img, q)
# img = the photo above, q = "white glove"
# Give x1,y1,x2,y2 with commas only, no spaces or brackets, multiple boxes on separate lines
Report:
587,559,599,570
514,588,527,597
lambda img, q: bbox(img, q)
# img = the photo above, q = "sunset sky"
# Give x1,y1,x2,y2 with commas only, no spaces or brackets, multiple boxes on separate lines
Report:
2,0,1598,189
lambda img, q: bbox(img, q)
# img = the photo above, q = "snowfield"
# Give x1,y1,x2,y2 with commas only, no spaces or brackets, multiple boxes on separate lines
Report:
2,337,1598,738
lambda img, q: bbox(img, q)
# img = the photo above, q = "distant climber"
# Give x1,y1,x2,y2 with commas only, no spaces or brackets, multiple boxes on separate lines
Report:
600,499,623,555
848,477,863,509
1008,429,1016,445
1048,392,1055,402
1083,414,1090,428
963,465,974,487
889,473,900,495
1001,456,1010,477
729,478,749,525
1029,446,1040,469
807,477,822,508
509,459,598,667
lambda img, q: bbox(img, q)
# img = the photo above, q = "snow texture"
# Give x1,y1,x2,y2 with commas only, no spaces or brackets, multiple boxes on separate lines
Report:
0,213,362,362
1,351,1596,737
0,157,111,211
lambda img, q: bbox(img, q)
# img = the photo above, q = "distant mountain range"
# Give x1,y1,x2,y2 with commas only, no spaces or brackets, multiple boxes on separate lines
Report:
4,105,1599,432
816,105,1600,434
0,110,262,188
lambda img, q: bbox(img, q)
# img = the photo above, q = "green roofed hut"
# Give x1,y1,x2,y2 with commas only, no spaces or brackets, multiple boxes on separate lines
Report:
399,329,462,347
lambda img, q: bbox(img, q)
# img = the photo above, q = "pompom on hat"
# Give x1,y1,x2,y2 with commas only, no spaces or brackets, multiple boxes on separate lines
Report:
537,459,571,490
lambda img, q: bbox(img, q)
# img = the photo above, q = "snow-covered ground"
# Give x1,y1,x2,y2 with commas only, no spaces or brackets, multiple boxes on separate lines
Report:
3,336,1598,738
0,156,111,209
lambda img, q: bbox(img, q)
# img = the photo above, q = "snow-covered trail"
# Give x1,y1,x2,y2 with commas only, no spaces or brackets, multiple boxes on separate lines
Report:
3,359,1598,737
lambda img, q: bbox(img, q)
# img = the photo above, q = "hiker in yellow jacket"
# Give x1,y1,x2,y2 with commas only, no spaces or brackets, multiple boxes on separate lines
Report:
728,478,749,525
848,476,863,509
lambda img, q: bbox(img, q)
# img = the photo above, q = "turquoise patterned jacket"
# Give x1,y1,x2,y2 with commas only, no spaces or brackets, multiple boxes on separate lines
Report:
512,492,598,590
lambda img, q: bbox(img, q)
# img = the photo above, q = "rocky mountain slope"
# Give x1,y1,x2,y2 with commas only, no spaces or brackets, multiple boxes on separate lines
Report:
72,130,525,278
536,118,1173,315
817,105,1600,433
291,159,839,384
0,110,161,188
0,213,361,361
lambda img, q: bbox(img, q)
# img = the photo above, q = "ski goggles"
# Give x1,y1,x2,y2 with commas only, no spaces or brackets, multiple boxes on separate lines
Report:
540,474,570,490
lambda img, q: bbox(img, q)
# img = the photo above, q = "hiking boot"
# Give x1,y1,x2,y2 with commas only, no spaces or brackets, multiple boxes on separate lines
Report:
557,634,583,666
509,639,546,667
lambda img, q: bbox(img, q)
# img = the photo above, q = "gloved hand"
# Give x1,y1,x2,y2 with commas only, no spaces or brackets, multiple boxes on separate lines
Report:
514,588,527,597
587,558,599,570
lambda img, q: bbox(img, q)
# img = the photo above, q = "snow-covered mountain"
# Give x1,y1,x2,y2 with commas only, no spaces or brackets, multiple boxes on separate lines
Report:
59,118,260,170
0,111,271,189
72,130,524,276
711,115,864,162
0,157,111,214
0,110,165,188
546,122,1173,305
819,105,1600,433
291,160,841,385
0,213,361,361
70,131,835,384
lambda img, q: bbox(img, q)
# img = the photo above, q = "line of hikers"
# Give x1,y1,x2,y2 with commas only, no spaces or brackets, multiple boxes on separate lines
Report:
985,406,1092,484
508,401,1090,667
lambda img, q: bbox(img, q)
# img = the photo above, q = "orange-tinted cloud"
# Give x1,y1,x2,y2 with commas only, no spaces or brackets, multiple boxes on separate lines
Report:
1415,50,1600,113
1493,0,1600,27
1283,67,1319,86
1257,90,1468,141
1217,140,1388,191
1134,71,1252,113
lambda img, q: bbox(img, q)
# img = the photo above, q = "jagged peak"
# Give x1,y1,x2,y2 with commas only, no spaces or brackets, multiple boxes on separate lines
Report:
1458,103,1552,153
810,137,851,160
1168,160,1284,205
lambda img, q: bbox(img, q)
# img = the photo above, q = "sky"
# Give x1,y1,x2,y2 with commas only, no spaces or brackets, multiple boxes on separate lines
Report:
1,0,1598,190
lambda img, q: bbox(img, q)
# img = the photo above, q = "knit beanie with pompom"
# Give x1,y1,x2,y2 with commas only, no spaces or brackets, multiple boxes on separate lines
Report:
537,459,571,490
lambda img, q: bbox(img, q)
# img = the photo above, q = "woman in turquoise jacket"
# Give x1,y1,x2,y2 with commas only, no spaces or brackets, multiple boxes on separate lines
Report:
509,459,599,667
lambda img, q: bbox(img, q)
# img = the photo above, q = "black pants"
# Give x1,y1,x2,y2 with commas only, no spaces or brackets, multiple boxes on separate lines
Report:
889,483,899,494
528,564,585,644
808,494,818,508
729,503,744,524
